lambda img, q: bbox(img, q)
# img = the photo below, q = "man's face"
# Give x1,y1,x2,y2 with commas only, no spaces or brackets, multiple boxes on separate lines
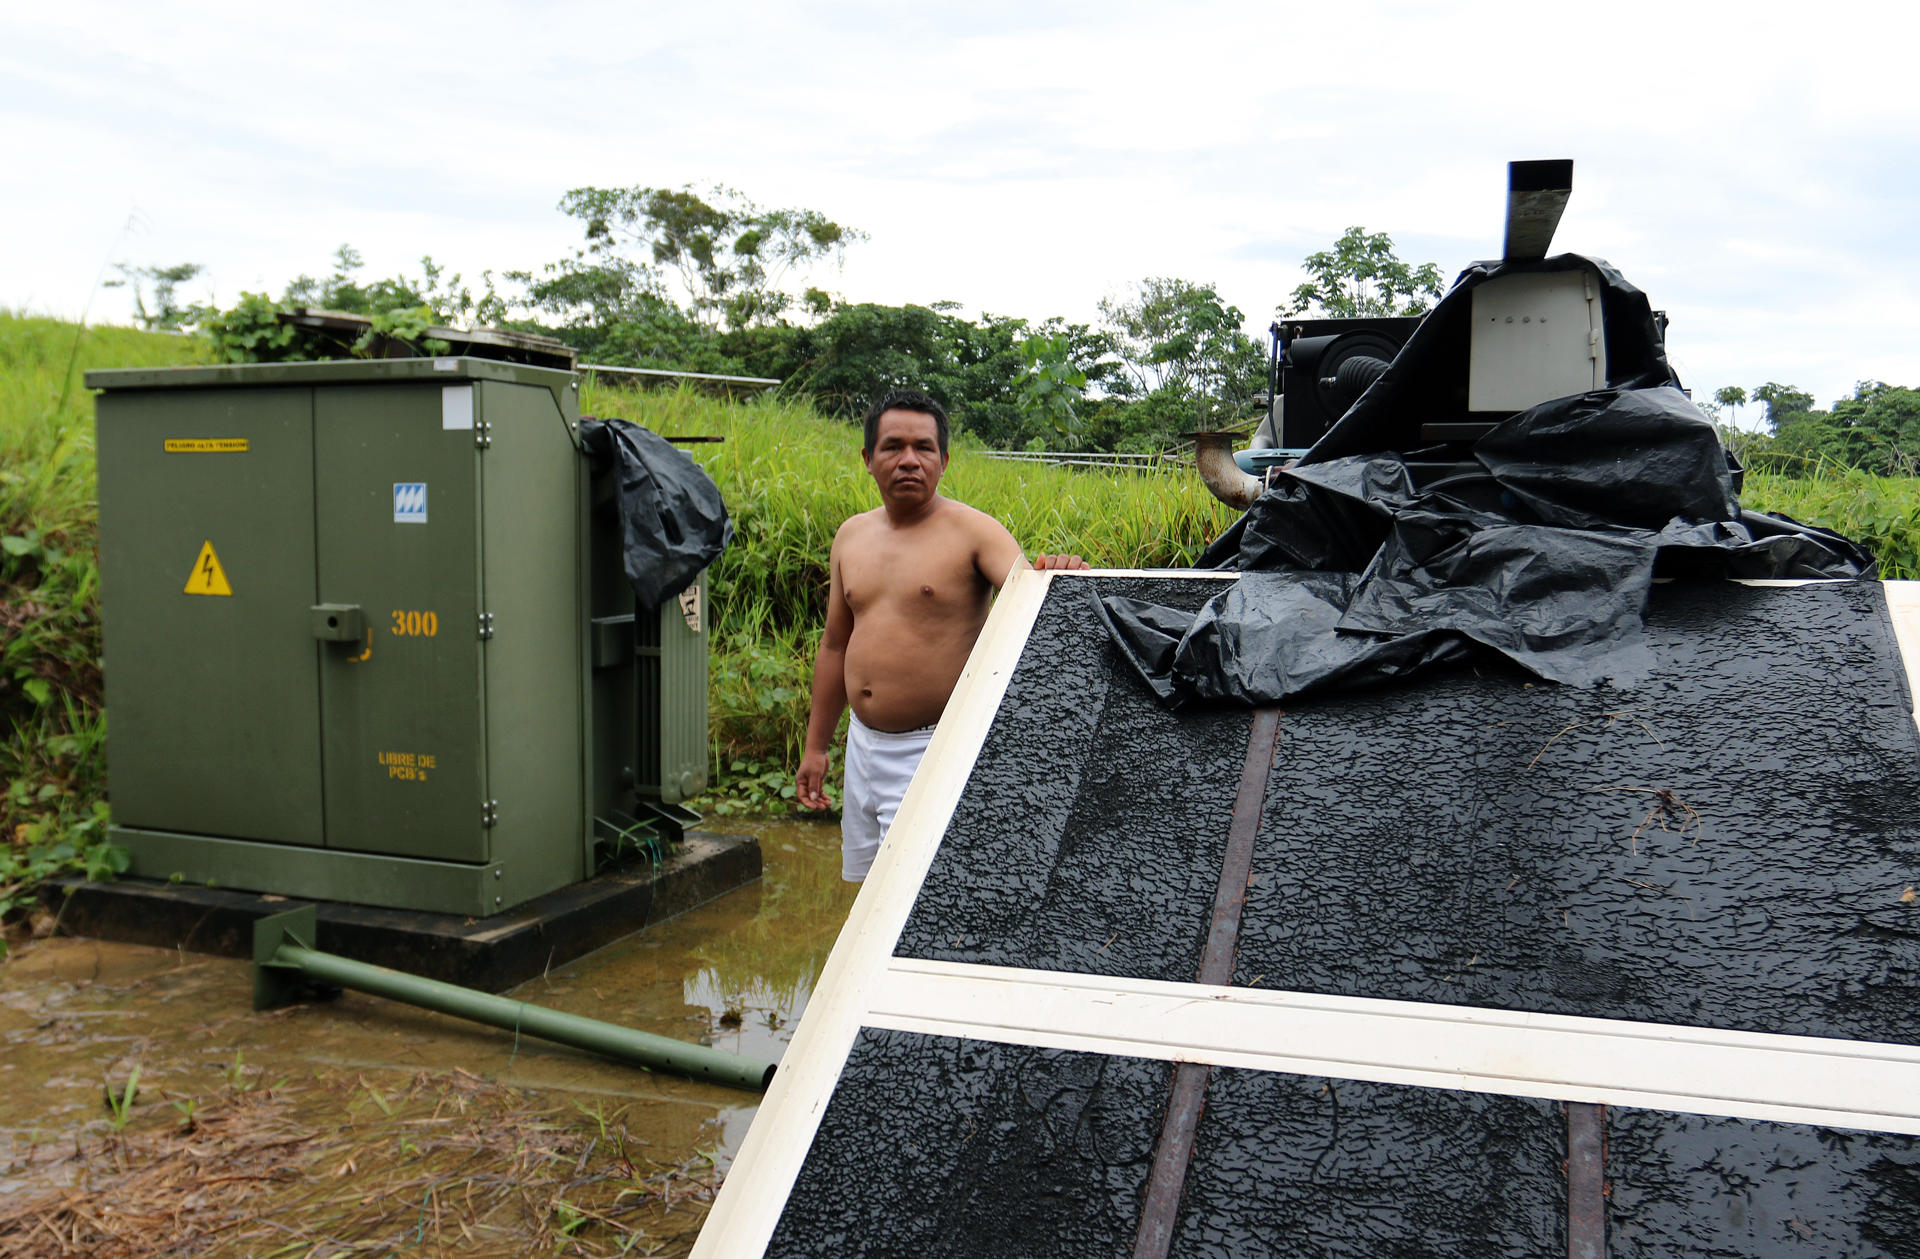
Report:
864,409,947,508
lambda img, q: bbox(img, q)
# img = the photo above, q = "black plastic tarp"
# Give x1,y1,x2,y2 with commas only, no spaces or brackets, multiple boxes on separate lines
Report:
1099,254,1873,707
580,418,733,611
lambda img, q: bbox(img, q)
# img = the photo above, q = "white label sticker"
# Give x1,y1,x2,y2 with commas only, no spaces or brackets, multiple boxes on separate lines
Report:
394,482,428,524
441,384,474,430
433,357,459,372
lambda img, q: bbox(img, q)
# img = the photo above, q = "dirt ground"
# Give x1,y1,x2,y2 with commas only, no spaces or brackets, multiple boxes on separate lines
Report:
0,818,857,1258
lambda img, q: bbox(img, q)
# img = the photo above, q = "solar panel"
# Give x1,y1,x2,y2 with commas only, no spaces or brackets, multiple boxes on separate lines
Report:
696,571,1920,1257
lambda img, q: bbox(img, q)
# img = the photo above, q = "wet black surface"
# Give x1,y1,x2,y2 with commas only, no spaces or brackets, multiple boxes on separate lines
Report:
764,1029,1167,1258
1238,580,1920,1040
896,577,1252,982
785,578,1920,1256
1174,1071,1566,1257
1607,1107,1920,1258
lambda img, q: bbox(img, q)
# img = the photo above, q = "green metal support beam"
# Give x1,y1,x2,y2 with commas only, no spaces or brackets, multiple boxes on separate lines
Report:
252,907,773,1092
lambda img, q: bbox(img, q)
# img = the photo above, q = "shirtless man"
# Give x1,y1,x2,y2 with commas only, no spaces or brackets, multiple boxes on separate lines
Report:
795,389,1087,881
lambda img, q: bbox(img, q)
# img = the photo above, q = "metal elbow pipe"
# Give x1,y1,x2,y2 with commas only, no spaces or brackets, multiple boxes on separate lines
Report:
1189,431,1266,511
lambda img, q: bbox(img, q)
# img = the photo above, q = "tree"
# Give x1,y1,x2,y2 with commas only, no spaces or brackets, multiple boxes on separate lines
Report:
1828,381,1920,475
778,302,967,419
106,262,203,331
504,244,746,372
1085,278,1268,454
1285,226,1444,318
507,252,658,326
1749,382,1817,433
193,246,505,364
273,245,507,330
1739,381,1920,476
1712,385,1748,428
1014,333,1088,443
1099,278,1260,399
555,184,864,331
283,245,419,313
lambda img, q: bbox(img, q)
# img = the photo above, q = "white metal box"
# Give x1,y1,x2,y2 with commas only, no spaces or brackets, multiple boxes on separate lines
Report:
1467,270,1606,413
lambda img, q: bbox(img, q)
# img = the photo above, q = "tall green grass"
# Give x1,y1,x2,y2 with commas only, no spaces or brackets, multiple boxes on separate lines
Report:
580,381,1243,807
584,384,1240,602
1,315,202,527
1743,467,1920,579
6,312,1920,911
1,315,205,921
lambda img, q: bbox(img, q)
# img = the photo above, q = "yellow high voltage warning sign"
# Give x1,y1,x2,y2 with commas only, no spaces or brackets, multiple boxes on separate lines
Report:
184,540,233,596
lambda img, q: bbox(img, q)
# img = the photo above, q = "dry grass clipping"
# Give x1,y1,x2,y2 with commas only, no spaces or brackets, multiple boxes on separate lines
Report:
0,1069,719,1258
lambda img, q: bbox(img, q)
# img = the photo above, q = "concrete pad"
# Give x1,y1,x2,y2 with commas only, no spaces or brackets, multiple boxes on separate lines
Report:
43,830,761,992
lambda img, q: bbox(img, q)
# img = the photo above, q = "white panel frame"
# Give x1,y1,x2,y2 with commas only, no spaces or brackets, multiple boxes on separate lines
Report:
869,958,1920,1137
1882,581,1920,724
697,570,1216,1256
696,576,1920,1259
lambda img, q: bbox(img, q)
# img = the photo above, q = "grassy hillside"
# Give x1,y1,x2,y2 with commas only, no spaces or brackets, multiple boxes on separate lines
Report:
0,315,1239,921
2,316,208,924
577,381,1242,810
1740,466,1920,578
4,309,1918,926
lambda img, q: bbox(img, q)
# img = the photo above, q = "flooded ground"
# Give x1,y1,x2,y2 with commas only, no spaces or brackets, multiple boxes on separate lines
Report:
0,817,857,1257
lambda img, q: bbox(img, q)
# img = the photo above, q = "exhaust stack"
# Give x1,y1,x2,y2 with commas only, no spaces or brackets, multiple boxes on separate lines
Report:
1190,431,1267,510
1503,159,1574,261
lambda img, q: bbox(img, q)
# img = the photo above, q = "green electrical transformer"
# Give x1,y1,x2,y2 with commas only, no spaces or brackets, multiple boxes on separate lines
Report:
86,356,709,916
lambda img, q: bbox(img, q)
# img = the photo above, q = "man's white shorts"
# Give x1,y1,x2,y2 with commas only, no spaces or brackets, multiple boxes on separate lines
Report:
841,712,935,882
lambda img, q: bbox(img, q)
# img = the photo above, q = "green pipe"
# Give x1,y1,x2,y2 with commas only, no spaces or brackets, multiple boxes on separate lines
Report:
252,908,774,1092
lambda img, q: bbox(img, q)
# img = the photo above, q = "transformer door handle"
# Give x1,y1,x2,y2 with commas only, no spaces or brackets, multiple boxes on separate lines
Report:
311,604,366,642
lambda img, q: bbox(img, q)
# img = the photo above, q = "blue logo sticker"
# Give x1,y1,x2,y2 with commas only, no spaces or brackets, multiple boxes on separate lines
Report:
394,482,427,523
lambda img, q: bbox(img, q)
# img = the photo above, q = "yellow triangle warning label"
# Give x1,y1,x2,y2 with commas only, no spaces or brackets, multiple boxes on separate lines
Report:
184,540,233,597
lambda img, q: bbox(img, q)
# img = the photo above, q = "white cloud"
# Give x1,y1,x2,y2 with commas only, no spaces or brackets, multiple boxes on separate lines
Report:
5,0,1916,409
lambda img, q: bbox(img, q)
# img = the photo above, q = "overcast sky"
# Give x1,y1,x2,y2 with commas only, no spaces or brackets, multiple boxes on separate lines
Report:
6,1,1914,419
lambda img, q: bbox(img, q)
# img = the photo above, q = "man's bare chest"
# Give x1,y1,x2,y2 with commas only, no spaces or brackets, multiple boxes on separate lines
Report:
841,535,986,618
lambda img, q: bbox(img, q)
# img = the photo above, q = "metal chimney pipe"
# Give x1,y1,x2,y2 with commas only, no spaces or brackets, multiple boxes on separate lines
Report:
1503,158,1574,261
1189,432,1266,511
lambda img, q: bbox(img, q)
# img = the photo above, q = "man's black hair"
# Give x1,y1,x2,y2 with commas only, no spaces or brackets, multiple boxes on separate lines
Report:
863,388,950,455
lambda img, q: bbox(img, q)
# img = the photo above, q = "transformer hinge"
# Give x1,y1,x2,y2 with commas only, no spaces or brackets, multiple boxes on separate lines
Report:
481,799,500,828
477,612,495,640
475,419,493,449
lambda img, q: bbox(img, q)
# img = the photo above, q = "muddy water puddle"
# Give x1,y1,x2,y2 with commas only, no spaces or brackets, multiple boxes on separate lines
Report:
0,818,857,1257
